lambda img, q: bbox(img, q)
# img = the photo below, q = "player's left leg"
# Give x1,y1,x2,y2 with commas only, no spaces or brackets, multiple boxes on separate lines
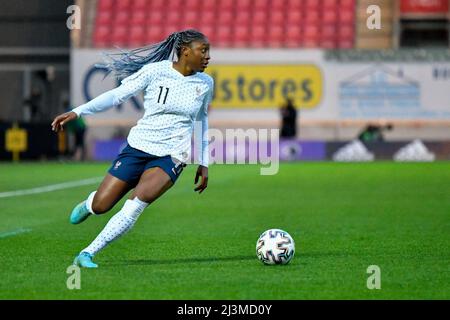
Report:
129,166,174,204
74,167,174,268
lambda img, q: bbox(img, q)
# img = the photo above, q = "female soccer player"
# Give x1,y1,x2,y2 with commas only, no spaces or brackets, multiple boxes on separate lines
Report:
51,29,212,268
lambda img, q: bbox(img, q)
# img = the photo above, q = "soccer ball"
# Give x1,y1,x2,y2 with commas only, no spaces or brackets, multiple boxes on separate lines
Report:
256,229,295,265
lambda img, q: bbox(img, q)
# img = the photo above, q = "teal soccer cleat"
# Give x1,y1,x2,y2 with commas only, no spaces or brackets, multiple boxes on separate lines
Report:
70,201,91,224
73,252,98,268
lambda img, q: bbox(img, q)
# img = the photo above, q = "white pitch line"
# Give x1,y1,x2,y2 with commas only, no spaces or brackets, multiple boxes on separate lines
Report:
0,228,32,239
0,177,103,198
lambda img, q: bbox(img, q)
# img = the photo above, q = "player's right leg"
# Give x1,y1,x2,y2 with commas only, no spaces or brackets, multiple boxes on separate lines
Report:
70,174,132,224
72,144,148,267
72,175,134,268
71,174,134,267
74,166,173,268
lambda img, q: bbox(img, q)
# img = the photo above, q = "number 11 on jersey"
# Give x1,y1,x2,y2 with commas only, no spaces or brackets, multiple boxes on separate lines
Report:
158,86,169,104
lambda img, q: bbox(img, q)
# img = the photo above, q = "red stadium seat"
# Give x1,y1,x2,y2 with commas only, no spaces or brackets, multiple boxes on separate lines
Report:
340,0,356,8
251,25,266,37
249,25,266,47
133,0,148,11
285,39,302,48
164,24,180,37
305,0,319,11
303,24,319,47
271,0,286,11
146,25,165,43
167,11,181,25
201,25,215,39
335,18,356,49
131,11,147,25
96,11,112,25
268,25,284,47
168,0,183,11
287,0,303,11
215,32,232,47
94,0,355,49
254,0,268,10
98,0,114,11
234,24,250,36
321,24,336,39
323,11,338,24
218,0,235,11
114,11,130,25
338,26,355,48
180,21,199,31
269,10,284,25
339,33,354,43
286,10,302,26
93,25,111,47
250,41,266,48
338,41,354,49
320,39,337,49
112,25,129,47
203,0,216,11
269,25,284,37
236,0,252,10
285,29,302,47
303,39,319,48
285,39,300,48
322,0,339,8
149,0,165,10
183,10,198,26
117,0,132,11
339,25,354,38
129,26,146,47
218,10,233,25
233,25,250,47
286,26,301,39
339,10,355,24
217,25,233,37
235,11,251,25
200,9,216,26
252,10,267,25
304,10,320,23
148,10,164,24
304,25,319,37
185,0,200,10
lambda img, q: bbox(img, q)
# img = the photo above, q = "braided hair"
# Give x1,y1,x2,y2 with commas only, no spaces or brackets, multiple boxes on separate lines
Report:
97,29,207,79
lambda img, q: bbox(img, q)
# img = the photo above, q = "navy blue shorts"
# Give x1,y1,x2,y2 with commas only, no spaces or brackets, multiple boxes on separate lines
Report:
108,144,186,186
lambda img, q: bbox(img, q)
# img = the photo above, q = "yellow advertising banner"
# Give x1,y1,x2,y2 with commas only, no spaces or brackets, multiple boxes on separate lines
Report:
205,64,323,108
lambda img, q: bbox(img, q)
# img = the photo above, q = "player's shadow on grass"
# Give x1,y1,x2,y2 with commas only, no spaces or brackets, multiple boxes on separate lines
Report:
110,255,255,266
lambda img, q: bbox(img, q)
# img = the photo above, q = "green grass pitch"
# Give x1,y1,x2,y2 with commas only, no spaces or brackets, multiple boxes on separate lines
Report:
0,162,449,299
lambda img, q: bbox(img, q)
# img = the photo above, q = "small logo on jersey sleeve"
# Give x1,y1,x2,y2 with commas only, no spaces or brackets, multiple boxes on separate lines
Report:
196,86,202,96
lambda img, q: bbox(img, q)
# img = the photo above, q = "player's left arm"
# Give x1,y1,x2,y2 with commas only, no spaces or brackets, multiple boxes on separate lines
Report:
194,80,213,194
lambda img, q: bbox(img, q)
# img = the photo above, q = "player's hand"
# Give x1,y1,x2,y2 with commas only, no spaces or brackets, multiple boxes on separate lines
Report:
51,111,77,132
194,165,208,194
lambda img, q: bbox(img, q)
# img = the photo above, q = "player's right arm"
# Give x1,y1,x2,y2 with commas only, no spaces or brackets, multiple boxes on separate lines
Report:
51,63,155,132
